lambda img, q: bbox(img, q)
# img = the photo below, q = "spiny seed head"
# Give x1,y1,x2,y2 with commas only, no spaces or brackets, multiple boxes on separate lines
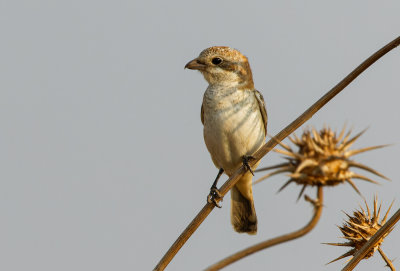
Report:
325,196,394,264
255,126,389,199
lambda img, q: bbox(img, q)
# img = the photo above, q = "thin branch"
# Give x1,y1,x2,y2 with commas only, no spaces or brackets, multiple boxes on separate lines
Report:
378,248,395,271
342,207,400,271
153,36,400,271
204,186,324,271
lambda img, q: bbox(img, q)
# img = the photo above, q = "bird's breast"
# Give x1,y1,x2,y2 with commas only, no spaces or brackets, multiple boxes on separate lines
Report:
202,86,265,174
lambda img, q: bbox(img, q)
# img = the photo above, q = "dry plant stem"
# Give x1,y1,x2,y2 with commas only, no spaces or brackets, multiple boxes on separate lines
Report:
153,36,400,271
378,248,395,271
342,207,400,271
205,186,323,271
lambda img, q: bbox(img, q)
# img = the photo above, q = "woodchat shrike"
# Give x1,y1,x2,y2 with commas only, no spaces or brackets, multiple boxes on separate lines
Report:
185,46,267,234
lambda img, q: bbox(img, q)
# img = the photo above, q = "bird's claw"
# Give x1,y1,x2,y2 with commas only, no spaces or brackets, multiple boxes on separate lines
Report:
207,186,222,208
242,155,255,176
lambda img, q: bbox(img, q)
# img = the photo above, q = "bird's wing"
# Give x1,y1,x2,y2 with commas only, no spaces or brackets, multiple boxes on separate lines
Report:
254,89,268,135
201,103,204,125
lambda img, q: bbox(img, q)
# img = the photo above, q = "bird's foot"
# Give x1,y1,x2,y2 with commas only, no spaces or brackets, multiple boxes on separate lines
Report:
207,186,222,208
242,155,255,176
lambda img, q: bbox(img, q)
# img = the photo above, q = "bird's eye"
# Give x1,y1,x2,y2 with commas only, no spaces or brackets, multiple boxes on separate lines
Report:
211,57,223,65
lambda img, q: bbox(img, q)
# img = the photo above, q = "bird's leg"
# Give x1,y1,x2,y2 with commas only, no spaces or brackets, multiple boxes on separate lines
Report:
207,168,224,208
242,155,255,176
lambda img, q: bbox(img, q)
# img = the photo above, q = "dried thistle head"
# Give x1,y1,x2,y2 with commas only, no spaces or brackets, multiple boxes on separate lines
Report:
325,197,394,264
255,126,389,199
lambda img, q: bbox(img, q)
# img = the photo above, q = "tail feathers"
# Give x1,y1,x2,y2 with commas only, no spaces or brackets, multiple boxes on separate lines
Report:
230,185,257,234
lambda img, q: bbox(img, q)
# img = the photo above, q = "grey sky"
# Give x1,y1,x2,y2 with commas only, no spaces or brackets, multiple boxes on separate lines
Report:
1,1,399,270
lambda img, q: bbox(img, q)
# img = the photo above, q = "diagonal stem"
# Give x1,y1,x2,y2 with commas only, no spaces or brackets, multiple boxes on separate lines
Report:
205,186,323,271
153,36,400,271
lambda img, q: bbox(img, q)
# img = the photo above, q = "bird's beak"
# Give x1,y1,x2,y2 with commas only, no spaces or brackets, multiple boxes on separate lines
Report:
185,58,206,71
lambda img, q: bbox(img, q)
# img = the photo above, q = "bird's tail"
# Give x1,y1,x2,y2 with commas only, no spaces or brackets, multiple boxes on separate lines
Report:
230,172,257,234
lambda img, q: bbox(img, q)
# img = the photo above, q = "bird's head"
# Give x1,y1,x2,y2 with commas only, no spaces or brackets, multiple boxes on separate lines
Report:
185,46,254,90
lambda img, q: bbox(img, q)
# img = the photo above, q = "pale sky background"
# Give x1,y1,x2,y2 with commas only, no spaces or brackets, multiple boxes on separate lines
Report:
1,1,399,271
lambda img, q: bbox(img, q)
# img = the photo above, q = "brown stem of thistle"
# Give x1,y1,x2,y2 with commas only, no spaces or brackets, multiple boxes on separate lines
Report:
378,248,395,271
153,36,400,271
342,207,400,271
205,186,323,271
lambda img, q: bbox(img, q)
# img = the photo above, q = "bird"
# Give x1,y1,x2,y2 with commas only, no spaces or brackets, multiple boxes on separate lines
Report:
185,46,267,234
